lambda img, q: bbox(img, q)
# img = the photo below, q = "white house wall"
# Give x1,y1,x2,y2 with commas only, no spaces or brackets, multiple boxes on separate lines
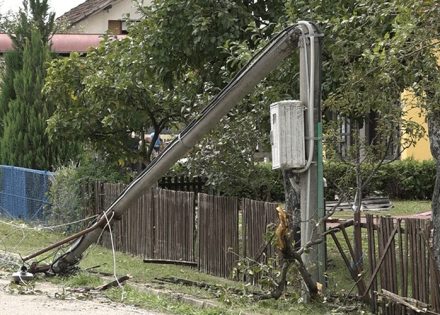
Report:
69,0,148,34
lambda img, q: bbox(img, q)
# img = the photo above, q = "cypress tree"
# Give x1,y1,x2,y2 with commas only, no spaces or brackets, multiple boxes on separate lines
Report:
0,29,50,169
11,0,55,52
0,0,61,169
0,51,22,139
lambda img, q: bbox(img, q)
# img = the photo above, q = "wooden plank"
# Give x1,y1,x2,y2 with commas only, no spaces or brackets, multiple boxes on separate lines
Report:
362,223,399,299
330,231,368,299
366,215,377,312
409,219,418,301
340,226,366,295
403,219,409,299
397,219,404,315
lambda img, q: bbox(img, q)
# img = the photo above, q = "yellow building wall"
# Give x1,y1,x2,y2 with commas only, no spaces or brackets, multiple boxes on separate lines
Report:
400,90,432,160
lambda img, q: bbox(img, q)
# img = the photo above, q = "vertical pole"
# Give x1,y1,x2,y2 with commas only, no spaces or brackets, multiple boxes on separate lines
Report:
313,25,325,287
299,22,324,300
316,122,325,284
299,25,316,300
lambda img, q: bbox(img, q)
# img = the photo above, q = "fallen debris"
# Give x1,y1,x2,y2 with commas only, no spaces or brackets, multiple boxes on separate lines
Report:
143,259,197,267
69,275,131,293
96,275,131,291
377,289,436,314
155,276,264,298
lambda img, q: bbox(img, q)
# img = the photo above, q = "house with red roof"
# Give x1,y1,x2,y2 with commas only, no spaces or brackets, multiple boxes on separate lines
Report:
0,0,149,55
58,0,145,35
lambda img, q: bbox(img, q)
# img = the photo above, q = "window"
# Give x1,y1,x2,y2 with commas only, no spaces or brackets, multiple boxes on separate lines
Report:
108,20,128,35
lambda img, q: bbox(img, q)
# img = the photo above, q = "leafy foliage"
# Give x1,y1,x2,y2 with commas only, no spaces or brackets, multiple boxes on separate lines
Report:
0,0,70,170
46,152,127,230
325,159,436,200
0,30,54,168
46,163,88,230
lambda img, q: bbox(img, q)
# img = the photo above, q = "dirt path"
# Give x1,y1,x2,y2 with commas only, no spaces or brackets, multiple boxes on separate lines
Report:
0,272,161,315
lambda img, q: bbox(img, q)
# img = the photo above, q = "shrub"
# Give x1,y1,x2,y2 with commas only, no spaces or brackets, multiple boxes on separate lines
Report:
46,163,88,231
168,161,285,202
324,159,436,200
46,152,128,231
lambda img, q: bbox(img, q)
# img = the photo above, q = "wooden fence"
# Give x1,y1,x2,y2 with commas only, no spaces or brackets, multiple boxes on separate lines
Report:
242,198,278,264
89,183,195,262
364,215,440,314
158,176,207,194
87,182,440,314
329,215,440,314
86,182,278,278
198,193,239,278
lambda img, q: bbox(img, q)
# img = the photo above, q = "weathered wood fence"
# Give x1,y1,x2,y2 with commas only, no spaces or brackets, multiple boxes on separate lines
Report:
365,215,440,314
87,182,440,315
86,182,278,279
158,176,207,194
329,215,440,314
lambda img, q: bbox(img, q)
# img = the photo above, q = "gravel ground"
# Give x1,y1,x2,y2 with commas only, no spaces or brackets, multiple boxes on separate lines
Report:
0,272,161,315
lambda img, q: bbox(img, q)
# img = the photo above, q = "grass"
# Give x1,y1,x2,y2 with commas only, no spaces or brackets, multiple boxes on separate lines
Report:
0,199,430,314
78,245,332,314
331,199,431,220
0,217,333,315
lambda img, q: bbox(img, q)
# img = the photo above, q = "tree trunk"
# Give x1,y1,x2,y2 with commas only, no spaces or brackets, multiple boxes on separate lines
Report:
283,169,301,248
428,112,440,272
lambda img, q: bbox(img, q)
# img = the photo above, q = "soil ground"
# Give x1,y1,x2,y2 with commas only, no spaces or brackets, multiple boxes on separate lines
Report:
0,272,161,315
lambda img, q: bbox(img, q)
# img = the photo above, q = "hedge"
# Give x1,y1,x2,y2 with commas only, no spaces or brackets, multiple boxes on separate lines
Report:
324,159,436,200
162,159,436,202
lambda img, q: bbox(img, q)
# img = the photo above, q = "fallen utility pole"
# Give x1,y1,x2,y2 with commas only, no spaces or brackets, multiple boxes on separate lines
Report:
25,23,323,282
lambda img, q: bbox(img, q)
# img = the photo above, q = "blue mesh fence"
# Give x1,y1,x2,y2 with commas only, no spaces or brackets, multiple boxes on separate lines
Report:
0,165,53,221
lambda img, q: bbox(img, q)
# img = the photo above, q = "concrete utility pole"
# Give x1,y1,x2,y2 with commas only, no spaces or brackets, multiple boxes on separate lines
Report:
22,24,326,296
298,21,325,291
270,22,324,299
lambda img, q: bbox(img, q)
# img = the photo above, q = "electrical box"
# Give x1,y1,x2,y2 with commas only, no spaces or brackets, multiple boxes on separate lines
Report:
270,100,305,170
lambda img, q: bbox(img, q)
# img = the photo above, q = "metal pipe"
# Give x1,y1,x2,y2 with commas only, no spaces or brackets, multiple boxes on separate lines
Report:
50,25,304,273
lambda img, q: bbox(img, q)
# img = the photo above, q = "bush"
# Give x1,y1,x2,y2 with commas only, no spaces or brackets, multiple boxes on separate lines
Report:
170,158,436,201
169,161,285,202
229,162,285,202
324,159,436,200
46,153,128,231
46,163,87,231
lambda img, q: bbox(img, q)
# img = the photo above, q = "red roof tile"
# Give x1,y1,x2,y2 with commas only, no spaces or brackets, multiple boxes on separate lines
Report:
57,0,115,25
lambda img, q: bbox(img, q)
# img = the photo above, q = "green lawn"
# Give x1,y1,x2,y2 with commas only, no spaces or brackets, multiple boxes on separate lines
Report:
0,218,332,315
1,200,430,314
330,199,431,220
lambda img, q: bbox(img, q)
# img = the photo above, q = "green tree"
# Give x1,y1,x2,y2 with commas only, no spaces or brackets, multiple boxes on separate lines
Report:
0,29,54,168
11,0,54,51
0,51,21,138
45,38,197,167
0,0,59,169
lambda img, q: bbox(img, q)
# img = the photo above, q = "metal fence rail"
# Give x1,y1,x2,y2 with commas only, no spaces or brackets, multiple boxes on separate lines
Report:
0,165,53,221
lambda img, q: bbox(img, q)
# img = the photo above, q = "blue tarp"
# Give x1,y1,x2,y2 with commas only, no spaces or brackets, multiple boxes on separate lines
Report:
0,165,53,221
